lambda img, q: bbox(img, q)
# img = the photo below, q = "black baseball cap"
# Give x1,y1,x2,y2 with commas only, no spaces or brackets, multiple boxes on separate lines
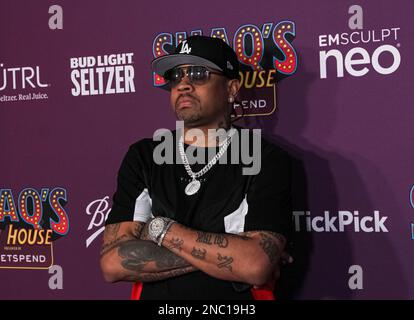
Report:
151,35,240,80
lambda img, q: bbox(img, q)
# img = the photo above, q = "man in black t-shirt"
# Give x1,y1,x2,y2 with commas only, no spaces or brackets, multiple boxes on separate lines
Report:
100,35,293,300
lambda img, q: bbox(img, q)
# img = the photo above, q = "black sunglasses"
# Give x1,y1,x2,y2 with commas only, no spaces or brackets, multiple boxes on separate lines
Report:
164,65,223,88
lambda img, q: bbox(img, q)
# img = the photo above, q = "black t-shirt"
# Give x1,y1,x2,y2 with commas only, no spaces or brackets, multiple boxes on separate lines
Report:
106,126,293,300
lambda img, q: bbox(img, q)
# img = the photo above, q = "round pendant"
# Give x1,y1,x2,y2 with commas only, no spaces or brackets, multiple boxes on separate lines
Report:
185,179,201,196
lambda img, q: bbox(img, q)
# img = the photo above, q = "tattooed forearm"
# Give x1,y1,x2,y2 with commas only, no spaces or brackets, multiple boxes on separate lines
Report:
213,234,228,248
217,253,233,272
122,265,197,282
196,232,213,245
133,222,144,238
191,247,207,260
105,223,120,239
118,239,191,274
101,223,127,257
166,237,184,252
101,222,144,257
258,232,280,264
101,234,129,257
196,232,229,248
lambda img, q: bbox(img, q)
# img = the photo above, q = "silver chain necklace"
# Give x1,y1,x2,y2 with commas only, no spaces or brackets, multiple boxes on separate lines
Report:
178,127,236,196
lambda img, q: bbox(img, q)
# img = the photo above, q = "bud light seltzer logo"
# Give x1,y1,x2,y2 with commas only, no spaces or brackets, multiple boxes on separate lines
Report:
0,63,50,103
152,21,298,117
70,52,136,97
0,188,70,269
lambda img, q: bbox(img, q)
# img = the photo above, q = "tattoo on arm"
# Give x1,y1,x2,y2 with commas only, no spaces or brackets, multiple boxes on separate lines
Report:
101,234,129,257
122,265,196,282
101,222,144,257
105,223,120,239
166,237,184,252
133,222,144,238
139,223,150,240
196,232,229,248
191,247,207,260
258,232,281,264
196,232,212,245
155,247,189,269
217,253,233,272
213,235,228,248
101,223,123,257
118,239,191,273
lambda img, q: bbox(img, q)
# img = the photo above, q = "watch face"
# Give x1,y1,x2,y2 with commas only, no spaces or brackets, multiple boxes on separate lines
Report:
150,218,164,236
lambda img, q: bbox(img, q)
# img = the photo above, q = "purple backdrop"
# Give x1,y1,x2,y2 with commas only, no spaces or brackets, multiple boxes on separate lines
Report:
0,0,413,299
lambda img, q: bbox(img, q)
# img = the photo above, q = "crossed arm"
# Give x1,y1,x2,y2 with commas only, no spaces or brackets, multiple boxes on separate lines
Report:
100,219,286,287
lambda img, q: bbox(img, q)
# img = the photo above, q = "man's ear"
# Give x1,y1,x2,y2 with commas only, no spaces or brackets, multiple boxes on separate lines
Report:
227,79,241,98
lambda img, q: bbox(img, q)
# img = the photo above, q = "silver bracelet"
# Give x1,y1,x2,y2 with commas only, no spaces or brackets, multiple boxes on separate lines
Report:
157,219,175,246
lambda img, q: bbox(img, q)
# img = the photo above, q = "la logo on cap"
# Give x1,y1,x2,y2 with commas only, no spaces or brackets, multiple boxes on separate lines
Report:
179,40,192,54
227,61,233,70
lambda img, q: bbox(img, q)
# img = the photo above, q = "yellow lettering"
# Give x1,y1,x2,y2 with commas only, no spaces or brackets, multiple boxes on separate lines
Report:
266,70,277,87
244,71,257,89
45,230,53,245
7,224,18,245
256,70,266,88
6,225,53,245
18,228,28,244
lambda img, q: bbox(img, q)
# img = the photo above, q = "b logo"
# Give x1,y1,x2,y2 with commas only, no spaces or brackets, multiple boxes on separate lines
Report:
180,40,192,54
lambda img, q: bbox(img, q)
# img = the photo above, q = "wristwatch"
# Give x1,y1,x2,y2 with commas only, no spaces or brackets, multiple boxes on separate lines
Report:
148,217,175,246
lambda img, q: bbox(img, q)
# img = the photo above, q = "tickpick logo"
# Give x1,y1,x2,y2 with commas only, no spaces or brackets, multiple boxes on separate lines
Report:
293,210,388,233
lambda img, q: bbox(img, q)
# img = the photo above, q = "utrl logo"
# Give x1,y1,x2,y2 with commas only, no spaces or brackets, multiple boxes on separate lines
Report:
0,63,50,103
0,64,49,91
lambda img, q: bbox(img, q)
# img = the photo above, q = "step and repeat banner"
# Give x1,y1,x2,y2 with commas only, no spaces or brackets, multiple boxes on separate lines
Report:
0,0,412,299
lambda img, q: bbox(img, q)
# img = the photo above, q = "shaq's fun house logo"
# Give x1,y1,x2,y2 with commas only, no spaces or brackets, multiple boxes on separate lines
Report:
0,188,70,269
70,52,136,97
319,5,402,79
0,62,50,103
152,21,298,117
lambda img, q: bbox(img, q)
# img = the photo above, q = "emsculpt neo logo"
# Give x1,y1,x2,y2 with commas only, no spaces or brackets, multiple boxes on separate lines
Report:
319,5,401,79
